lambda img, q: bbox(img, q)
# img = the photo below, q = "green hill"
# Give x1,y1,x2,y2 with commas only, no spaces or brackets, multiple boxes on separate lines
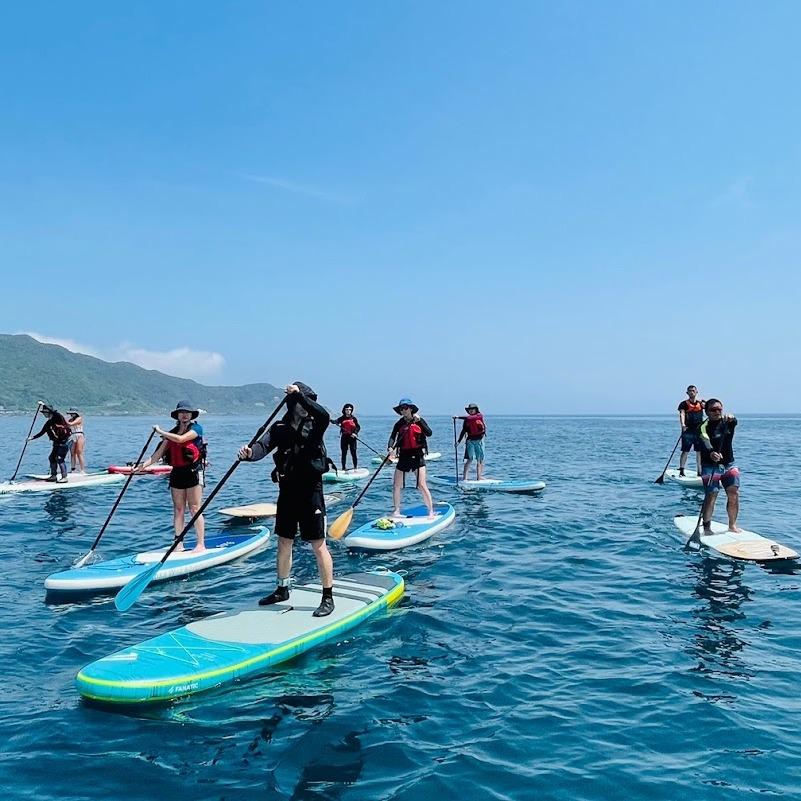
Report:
0,334,281,415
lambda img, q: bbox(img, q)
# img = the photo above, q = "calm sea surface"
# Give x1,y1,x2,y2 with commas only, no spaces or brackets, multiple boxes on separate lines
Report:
1,414,800,801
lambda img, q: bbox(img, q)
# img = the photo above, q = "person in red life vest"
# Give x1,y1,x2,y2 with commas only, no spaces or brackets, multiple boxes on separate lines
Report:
239,382,337,618
333,403,361,470
28,405,73,482
677,385,706,476
457,403,486,480
137,400,206,552
387,398,435,518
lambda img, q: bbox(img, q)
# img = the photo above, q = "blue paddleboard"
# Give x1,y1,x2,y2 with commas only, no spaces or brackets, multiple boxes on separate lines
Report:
344,503,456,551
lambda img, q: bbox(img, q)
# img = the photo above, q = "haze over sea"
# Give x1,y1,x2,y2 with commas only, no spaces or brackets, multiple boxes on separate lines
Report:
1,413,800,801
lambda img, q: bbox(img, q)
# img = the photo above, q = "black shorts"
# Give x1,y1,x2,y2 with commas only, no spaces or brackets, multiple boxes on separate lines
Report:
396,450,425,473
275,482,327,541
681,430,700,453
169,466,200,490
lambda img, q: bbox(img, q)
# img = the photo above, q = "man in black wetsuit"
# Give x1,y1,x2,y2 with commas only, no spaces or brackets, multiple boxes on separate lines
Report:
697,398,741,534
238,382,335,617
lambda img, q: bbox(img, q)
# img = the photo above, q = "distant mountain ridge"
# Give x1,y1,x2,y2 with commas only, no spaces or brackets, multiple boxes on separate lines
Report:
0,334,281,415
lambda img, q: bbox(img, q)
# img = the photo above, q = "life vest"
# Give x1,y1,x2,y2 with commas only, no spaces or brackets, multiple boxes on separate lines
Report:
684,400,704,430
272,416,333,481
341,418,357,436
49,416,73,443
465,414,485,438
164,425,205,469
399,422,423,451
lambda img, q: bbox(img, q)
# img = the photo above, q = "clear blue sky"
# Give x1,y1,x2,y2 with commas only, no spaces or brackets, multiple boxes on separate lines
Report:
2,2,799,413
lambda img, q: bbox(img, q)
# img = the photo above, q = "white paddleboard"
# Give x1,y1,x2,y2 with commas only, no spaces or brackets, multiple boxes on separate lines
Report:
673,515,798,561
323,468,370,483
371,452,442,465
0,472,126,494
429,475,546,494
664,469,703,488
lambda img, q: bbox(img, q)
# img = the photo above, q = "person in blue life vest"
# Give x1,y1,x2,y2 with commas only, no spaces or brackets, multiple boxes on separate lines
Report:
238,382,336,618
137,400,206,552
28,405,73,482
333,403,360,470
457,403,486,480
387,398,435,518
677,385,705,476
697,398,741,535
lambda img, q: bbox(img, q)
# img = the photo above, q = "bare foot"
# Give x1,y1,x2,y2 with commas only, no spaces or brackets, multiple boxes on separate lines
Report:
728,526,742,534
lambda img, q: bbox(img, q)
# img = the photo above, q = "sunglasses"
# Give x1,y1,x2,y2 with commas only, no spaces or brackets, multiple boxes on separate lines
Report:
708,406,723,412
400,405,411,410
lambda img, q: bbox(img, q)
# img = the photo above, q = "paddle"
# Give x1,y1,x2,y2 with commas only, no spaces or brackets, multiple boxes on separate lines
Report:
73,429,158,569
328,452,394,540
331,420,383,457
452,416,460,485
10,401,44,481
654,433,682,484
114,397,288,611
684,468,716,549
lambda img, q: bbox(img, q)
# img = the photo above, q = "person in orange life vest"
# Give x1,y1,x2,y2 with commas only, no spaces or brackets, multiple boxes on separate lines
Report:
28,405,73,482
333,403,361,470
677,385,705,476
137,400,206,552
387,398,434,518
457,403,486,480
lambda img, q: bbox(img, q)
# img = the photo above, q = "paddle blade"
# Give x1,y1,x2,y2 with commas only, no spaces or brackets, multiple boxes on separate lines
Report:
328,507,354,540
654,475,665,484
72,550,94,569
114,562,161,611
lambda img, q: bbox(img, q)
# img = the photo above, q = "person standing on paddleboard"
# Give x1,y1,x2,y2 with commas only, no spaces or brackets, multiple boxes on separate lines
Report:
698,398,741,533
677,385,705,476
67,408,86,473
334,403,361,471
137,401,206,552
388,398,435,518
457,403,486,480
28,405,72,482
238,382,337,618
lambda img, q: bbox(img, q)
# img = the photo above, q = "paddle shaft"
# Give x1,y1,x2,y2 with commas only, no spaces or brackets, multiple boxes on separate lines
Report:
655,432,682,484
86,429,157,553
10,402,43,481
350,452,394,510
156,397,288,563
452,417,459,485
331,420,382,456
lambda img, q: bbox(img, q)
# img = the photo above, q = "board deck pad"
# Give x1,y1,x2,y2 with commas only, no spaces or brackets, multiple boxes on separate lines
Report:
673,515,798,562
75,570,404,704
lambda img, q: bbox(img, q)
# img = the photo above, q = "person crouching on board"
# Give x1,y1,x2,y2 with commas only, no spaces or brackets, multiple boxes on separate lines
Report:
28,405,73,482
677,385,705,476
137,400,206,552
67,408,86,473
238,382,337,618
388,398,435,518
334,403,360,471
698,398,741,534
457,403,486,481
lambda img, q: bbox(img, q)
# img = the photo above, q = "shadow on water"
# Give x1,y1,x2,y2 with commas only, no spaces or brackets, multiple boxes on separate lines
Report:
44,492,76,528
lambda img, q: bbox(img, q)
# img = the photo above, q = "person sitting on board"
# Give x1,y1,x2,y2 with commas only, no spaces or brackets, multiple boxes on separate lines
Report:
28,405,73,482
137,400,206,552
677,385,705,476
698,398,741,534
333,403,361,471
457,403,486,480
388,398,435,518
238,382,337,618
67,408,86,473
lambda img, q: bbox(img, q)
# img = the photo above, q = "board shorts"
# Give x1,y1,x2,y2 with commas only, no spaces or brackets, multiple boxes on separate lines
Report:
464,438,485,462
275,481,327,541
702,463,740,494
169,466,200,490
396,450,425,473
681,430,700,452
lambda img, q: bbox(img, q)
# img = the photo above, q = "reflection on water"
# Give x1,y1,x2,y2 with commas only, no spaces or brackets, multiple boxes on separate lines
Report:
44,492,74,526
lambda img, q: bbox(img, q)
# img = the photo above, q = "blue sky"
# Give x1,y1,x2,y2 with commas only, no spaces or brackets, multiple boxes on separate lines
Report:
1,2,800,413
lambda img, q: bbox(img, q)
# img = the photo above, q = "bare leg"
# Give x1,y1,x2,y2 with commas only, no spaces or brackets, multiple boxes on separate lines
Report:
186,484,205,550
679,448,688,473
392,469,403,516
77,437,86,472
171,487,187,548
695,450,701,476
417,466,434,516
310,538,334,586
701,491,718,532
276,535,294,579
476,459,484,481
726,486,741,532
462,458,471,481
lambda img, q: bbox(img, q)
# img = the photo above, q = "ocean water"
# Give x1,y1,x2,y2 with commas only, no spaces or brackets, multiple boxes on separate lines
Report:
1,414,800,801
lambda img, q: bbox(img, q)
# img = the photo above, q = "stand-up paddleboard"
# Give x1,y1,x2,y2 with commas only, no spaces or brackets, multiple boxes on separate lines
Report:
664,469,703,488
218,493,346,522
429,475,546,494
0,472,126,494
344,503,455,551
45,527,270,595
75,570,404,705
323,468,370,483
108,464,172,475
673,515,798,562
371,451,442,465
